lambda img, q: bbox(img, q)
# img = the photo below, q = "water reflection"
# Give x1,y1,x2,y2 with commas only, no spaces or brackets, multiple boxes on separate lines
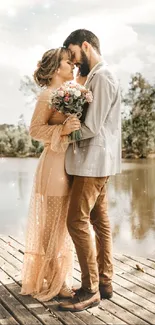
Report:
0,158,155,257
109,159,155,256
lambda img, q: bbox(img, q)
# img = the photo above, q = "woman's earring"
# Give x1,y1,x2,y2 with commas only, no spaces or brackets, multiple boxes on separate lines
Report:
57,69,60,74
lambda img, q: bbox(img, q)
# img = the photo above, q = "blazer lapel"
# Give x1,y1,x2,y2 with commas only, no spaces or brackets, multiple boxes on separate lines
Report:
84,61,105,88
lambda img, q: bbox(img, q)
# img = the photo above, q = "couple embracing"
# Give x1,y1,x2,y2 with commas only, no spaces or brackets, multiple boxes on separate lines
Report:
21,29,121,312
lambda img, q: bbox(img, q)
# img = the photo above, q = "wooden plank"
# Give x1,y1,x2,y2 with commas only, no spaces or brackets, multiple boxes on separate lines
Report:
0,257,21,283
9,236,25,247
0,236,24,253
148,258,155,263
0,284,42,325
118,271,155,296
114,255,155,280
114,274,155,304
88,305,127,325
0,241,23,285
123,255,155,270
66,309,106,325
113,257,155,286
113,281,155,314
110,292,154,324
0,269,63,325
0,248,21,271
0,303,19,325
8,286,62,325
0,239,23,264
100,299,149,325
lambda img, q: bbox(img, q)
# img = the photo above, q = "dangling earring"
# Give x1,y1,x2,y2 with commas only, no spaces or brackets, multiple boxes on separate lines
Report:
57,68,60,74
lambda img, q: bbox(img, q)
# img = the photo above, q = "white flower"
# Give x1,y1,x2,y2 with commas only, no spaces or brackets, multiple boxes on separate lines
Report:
74,90,81,97
58,90,65,97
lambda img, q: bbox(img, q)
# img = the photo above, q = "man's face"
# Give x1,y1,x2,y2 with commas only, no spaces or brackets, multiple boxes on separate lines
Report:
68,44,90,77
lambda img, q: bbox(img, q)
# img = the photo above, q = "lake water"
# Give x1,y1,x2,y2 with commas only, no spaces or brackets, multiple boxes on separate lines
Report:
0,158,155,257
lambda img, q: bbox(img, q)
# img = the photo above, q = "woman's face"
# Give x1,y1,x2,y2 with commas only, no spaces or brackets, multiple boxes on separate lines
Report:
58,52,74,81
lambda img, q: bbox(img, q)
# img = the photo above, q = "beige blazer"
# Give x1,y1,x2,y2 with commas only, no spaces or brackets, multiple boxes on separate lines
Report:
65,61,122,177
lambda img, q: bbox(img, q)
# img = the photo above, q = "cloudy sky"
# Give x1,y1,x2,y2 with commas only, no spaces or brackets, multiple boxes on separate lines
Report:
0,0,155,125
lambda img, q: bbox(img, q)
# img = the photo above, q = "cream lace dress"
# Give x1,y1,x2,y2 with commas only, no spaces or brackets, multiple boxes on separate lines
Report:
21,89,74,301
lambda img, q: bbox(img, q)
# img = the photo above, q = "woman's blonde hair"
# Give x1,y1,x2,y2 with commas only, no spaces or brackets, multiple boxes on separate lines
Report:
34,47,72,87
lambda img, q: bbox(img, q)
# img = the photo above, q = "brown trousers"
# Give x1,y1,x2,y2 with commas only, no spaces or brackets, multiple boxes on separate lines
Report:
67,176,113,293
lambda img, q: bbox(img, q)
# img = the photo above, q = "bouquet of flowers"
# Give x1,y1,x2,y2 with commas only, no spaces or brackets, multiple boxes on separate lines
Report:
49,81,93,140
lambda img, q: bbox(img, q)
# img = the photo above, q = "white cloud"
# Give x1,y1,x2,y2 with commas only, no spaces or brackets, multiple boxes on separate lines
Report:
147,44,155,54
7,7,17,16
145,44,155,64
0,42,46,76
47,13,138,56
117,1,155,24
1,0,155,26
115,53,144,74
110,53,145,92
62,0,154,8
0,0,41,11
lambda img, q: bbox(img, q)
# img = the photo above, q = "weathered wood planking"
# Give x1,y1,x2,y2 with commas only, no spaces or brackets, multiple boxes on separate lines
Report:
0,234,155,325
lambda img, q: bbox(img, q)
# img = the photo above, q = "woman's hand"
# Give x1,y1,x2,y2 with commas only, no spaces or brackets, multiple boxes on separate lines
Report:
61,116,81,136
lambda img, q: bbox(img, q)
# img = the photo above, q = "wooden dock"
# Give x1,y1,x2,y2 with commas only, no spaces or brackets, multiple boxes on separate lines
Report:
0,234,155,325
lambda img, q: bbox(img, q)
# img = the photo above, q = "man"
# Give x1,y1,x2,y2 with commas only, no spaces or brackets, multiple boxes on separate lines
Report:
60,29,121,312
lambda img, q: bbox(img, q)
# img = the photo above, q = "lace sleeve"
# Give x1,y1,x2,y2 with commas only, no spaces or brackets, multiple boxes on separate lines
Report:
50,129,69,153
29,89,69,152
29,90,59,144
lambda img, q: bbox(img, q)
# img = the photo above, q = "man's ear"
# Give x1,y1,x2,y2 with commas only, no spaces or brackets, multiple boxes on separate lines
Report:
81,41,90,53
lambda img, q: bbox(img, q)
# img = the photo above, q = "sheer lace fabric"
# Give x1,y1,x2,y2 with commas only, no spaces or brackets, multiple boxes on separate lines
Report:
21,90,74,301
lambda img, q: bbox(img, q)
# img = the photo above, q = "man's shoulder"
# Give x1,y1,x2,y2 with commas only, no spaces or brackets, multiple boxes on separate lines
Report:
95,64,118,83
91,65,119,92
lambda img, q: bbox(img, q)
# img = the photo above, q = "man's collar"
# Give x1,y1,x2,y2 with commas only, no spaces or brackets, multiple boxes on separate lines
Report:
84,61,107,87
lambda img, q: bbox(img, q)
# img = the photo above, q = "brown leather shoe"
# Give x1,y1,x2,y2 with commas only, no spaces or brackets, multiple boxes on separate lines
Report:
59,287,100,312
99,283,113,299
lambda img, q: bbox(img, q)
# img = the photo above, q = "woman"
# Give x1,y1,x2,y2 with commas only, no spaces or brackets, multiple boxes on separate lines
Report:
21,47,80,301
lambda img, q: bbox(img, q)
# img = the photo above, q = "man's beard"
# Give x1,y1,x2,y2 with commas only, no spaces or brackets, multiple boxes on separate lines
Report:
78,50,90,77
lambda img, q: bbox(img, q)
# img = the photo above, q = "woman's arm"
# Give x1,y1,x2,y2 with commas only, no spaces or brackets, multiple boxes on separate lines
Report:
29,89,81,143
29,90,58,143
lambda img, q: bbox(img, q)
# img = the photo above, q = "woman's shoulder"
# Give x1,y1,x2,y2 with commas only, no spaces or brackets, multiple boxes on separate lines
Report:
37,88,52,102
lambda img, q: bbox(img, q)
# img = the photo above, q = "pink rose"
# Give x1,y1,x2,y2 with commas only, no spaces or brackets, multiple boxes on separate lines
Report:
85,92,93,103
64,96,70,102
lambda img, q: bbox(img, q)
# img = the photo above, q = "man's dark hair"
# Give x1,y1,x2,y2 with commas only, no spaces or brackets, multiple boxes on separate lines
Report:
63,29,101,55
